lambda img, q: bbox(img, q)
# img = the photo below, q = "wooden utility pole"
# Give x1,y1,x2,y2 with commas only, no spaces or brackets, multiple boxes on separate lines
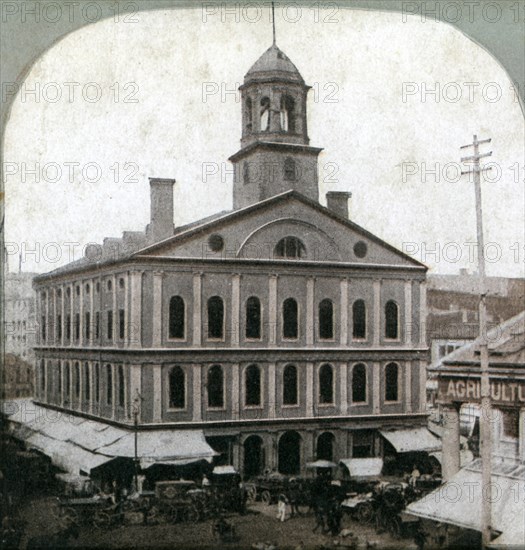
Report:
460,135,493,548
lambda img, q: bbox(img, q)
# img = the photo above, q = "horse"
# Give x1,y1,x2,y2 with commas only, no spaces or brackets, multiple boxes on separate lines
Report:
25,522,80,549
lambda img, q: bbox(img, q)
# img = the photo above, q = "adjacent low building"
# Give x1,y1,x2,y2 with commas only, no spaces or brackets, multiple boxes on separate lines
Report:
408,311,525,548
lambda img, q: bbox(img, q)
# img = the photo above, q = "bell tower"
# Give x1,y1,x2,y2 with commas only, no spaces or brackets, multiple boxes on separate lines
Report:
229,43,323,210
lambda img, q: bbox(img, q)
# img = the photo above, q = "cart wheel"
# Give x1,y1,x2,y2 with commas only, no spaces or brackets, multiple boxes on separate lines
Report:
185,506,200,524
93,510,111,529
246,485,257,502
146,505,161,525
357,502,374,524
59,507,79,527
167,505,180,524
261,491,272,505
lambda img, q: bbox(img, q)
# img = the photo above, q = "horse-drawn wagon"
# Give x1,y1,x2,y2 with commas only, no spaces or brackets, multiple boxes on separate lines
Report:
245,473,312,515
145,480,203,524
53,495,115,528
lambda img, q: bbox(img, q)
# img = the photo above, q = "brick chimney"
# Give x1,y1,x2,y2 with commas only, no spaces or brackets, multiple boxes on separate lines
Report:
148,178,175,243
326,191,352,219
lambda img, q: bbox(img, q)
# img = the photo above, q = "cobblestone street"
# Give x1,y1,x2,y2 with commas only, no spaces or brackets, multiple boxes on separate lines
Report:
17,497,417,549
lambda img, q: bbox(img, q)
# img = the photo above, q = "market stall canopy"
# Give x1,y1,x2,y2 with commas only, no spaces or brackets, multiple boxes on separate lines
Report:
95,429,217,469
406,459,525,548
306,460,337,469
379,428,441,453
212,465,238,475
4,399,217,474
339,458,383,478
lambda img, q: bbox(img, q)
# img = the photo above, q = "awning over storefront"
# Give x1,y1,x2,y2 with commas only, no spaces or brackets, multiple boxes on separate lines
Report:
406,459,525,548
24,431,115,474
213,465,238,475
339,458,383,478
3,399,217,475
306,460,337,469
379,428,441,453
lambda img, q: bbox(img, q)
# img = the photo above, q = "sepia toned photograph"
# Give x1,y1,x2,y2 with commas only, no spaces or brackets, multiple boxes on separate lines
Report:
1,1,524,548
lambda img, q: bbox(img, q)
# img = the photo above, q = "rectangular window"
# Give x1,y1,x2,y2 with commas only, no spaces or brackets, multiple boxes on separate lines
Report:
66,314,71,340
57,315,62,341
41,315,46,342
119,309,125,340
107,310,113,340
74,313,80,341
85,312,91,339
352,430,374,458
95,312,100,340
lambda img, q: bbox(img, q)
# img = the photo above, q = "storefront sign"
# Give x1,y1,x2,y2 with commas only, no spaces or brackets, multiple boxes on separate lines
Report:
439,378,525,405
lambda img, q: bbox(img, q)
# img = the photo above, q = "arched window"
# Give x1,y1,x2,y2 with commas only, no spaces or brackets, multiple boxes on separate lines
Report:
352,363,367,403
282,298,298,339
385,301,399,339
169,366,185,409
316,432,335,461
207,365,224,408
319,363,334,404
245,297,261,339
74,362,80,399
84,362,90,401
245,364,261,407
319,299,334,340
280,94,295,132
118,365,125,407
207,296,224,339
274,236,306,259
352,300,366,339
245,97,253,131
169,296,185,339
260,96,270,131
385,363,399,402
106,364,113,405
283,157,297,181
282,364,298,405
94,363,100,403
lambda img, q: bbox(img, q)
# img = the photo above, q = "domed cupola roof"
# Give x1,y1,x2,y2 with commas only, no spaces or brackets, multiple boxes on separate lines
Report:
244,44,305,84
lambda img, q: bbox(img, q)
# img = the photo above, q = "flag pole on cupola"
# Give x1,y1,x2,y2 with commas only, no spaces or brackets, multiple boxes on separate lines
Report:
272,1,276,45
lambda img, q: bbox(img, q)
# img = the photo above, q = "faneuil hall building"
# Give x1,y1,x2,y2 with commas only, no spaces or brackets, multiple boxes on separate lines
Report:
22,40,436,480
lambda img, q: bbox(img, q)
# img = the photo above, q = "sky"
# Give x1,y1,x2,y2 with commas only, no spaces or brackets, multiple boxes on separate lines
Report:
4,6,524,277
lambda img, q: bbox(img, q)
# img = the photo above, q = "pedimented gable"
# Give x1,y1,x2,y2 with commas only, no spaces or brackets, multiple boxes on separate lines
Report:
133,192,424,269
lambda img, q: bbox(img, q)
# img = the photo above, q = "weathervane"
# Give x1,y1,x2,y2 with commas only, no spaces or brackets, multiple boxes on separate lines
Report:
272,1,276,45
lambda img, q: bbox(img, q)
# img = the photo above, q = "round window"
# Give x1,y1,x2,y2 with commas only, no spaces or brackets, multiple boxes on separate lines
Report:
208,234,224,252
354,241,368,258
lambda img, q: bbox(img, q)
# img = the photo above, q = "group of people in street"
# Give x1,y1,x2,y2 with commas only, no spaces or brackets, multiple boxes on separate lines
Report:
274,476,344,537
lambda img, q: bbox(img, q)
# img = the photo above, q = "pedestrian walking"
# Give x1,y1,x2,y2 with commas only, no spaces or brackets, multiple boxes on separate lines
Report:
288,479,300,518
312,499,326,533
276,493,288,522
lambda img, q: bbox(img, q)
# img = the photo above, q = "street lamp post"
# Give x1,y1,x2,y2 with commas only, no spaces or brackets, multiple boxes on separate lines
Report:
131,390,142,492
